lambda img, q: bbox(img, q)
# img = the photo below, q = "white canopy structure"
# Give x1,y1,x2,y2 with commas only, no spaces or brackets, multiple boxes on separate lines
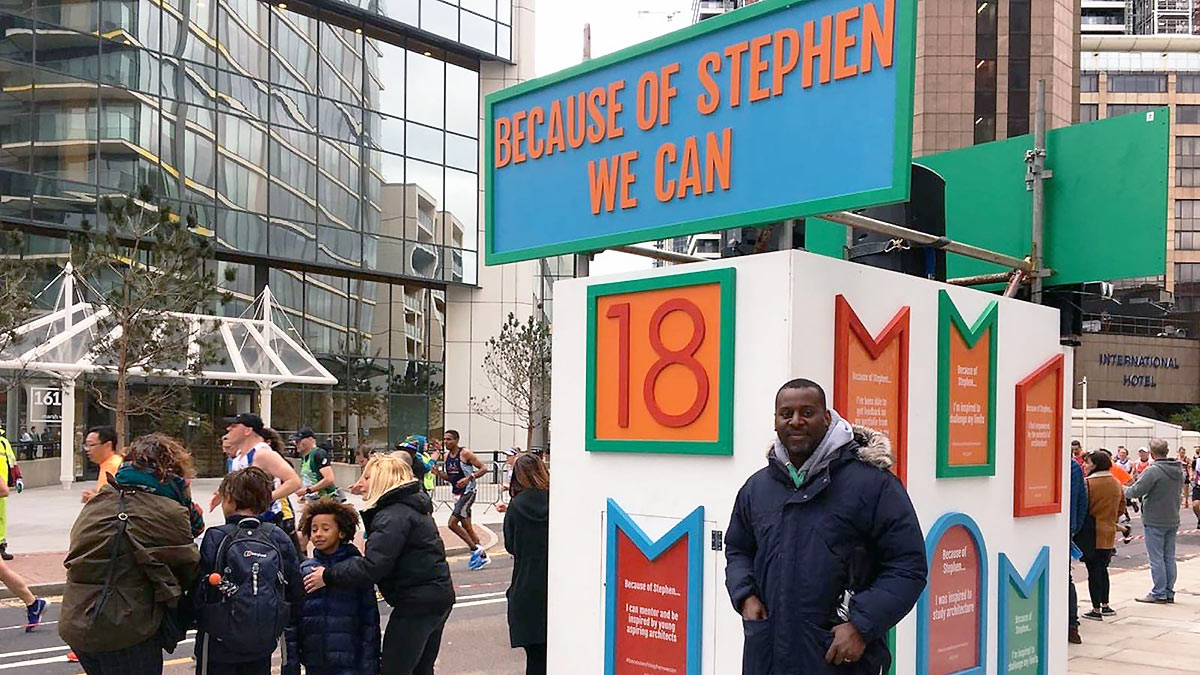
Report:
0,264,338,486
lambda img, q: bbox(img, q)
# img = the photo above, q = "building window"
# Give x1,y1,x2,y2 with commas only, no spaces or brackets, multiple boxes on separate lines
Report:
1177,137,1200,186
1106,72,1167,93
1179,105,1200,124
1081,72,1099,93
1006,0,1031,137
1107,103,1158,118
1177,200,1200,250
1175,264,1200,311
1081,104,1099,123
1179,74,1200,93
973,0,997,145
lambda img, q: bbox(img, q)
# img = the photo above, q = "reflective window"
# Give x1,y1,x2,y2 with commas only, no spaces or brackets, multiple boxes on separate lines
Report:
1176,137,1200,187
1178,105,1200,124
973,0,996,145
421,0,458,42
1081,72,1099,93
1080,104,1098,123
1179,73,1200,93
406,50,444,128
0,2,481,444
1176,200,1200,250
1107,73,1167,93
1108,103,1157,118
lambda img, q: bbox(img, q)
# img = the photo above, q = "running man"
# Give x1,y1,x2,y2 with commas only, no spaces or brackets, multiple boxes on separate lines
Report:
295,427,339,502
433,430,491,570
210,413,301,522
80,426,123,503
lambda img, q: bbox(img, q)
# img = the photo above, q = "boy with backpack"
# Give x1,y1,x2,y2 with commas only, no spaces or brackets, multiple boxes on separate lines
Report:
194,466,304,674
285,498,380,675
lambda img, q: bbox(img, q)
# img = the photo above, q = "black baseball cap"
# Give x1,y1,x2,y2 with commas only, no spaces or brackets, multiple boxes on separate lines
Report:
292,427,315,442
225,413,266,437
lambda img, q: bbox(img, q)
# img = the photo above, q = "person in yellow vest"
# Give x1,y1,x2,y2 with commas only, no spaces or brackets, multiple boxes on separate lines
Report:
0,428,17,561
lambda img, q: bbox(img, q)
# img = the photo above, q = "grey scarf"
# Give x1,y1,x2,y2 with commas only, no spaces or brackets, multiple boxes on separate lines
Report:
772,409,854,488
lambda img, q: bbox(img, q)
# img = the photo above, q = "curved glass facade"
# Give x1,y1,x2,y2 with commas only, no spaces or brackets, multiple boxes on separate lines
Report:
0,0,491,471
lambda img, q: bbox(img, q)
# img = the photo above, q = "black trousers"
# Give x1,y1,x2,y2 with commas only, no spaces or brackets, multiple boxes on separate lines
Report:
524,643,547,675
382,608,451,675
75,639,163,675
1068,565,1079,627
1085,548,1115,607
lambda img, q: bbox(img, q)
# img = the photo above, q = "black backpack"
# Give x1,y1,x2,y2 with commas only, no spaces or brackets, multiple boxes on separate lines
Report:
197,518,290,668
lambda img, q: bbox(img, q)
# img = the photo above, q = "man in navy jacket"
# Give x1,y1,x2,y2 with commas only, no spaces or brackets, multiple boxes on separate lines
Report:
725,379,926,674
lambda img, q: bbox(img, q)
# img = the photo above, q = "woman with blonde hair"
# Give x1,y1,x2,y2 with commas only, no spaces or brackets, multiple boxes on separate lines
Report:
303,453,454,675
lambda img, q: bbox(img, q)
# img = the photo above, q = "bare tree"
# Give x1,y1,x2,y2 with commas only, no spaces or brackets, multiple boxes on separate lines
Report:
471,312,551,450
70,186,230,447
0,228,41,393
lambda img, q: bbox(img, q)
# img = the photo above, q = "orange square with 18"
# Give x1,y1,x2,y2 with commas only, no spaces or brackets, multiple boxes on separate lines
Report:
592,280,726,445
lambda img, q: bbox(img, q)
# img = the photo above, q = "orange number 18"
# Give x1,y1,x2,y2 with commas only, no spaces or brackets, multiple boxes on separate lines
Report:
605,298,710,429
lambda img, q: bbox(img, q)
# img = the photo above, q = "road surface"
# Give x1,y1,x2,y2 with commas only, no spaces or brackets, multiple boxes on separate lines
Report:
0,552,522,674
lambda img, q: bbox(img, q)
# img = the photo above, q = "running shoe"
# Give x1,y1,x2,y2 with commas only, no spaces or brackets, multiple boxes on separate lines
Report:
468,555,484,571
1081,609,1103,621
25,598,46,632
1100,606,1116,616
469,548,482,566
474,555,492,570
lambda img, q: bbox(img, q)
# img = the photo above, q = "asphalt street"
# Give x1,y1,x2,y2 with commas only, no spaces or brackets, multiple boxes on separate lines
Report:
0,552,521,674
1071,503,1200,595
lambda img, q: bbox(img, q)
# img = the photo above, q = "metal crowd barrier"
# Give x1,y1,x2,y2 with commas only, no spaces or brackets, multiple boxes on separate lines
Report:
429,450,508,515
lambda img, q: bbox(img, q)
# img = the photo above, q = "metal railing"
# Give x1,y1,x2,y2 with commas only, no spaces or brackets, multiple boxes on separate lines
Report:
1083,313,1194,339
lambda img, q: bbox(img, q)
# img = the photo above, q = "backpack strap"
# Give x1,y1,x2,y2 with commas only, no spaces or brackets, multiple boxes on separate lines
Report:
88,491,131,629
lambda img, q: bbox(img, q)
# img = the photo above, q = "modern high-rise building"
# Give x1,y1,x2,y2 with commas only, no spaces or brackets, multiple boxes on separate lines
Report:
1082,0,1130,35
1130,0,1197,34
0,0,548,473
690,0,743,24
913,0,1078,155
1079,35,1200,311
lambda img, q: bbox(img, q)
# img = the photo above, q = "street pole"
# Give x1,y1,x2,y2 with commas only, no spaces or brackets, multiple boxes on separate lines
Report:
1080,376,1088,452
1027,79,1050,304
575,23,592,278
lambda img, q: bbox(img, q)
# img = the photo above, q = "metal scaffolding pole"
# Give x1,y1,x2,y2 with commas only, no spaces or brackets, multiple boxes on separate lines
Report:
816,211,1034,274
1027,79,1051,303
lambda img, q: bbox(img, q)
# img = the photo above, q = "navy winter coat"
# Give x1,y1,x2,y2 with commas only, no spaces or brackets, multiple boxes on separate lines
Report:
284,543,381,675
725,427,927,675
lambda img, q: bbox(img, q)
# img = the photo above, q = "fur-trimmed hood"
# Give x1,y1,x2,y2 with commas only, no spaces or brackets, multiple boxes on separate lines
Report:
765,424,894,471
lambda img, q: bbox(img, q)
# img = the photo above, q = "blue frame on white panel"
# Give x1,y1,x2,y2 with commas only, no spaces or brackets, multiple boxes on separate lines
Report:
916,512,989,675
997,547,1050,675
603,498,704,675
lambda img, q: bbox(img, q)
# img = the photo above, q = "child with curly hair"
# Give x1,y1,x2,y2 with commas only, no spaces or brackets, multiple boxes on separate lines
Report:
285,498,380,675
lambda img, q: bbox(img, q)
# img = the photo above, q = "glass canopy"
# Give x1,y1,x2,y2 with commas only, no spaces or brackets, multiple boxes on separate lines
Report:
0,265,337,386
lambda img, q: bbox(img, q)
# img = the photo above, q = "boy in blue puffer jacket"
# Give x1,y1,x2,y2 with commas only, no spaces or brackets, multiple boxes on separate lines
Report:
285,498,381,675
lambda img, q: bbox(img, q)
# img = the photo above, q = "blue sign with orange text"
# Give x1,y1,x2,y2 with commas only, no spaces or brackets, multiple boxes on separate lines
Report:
484,0,916,264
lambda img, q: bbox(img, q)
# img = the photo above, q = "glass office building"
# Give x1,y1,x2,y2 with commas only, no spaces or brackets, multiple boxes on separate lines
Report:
0,0,513,473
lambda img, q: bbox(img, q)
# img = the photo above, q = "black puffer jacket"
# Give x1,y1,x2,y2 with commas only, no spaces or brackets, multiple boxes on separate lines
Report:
284,544,380,675
503,488,548,648
322,483,455,616
725,427,927,675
